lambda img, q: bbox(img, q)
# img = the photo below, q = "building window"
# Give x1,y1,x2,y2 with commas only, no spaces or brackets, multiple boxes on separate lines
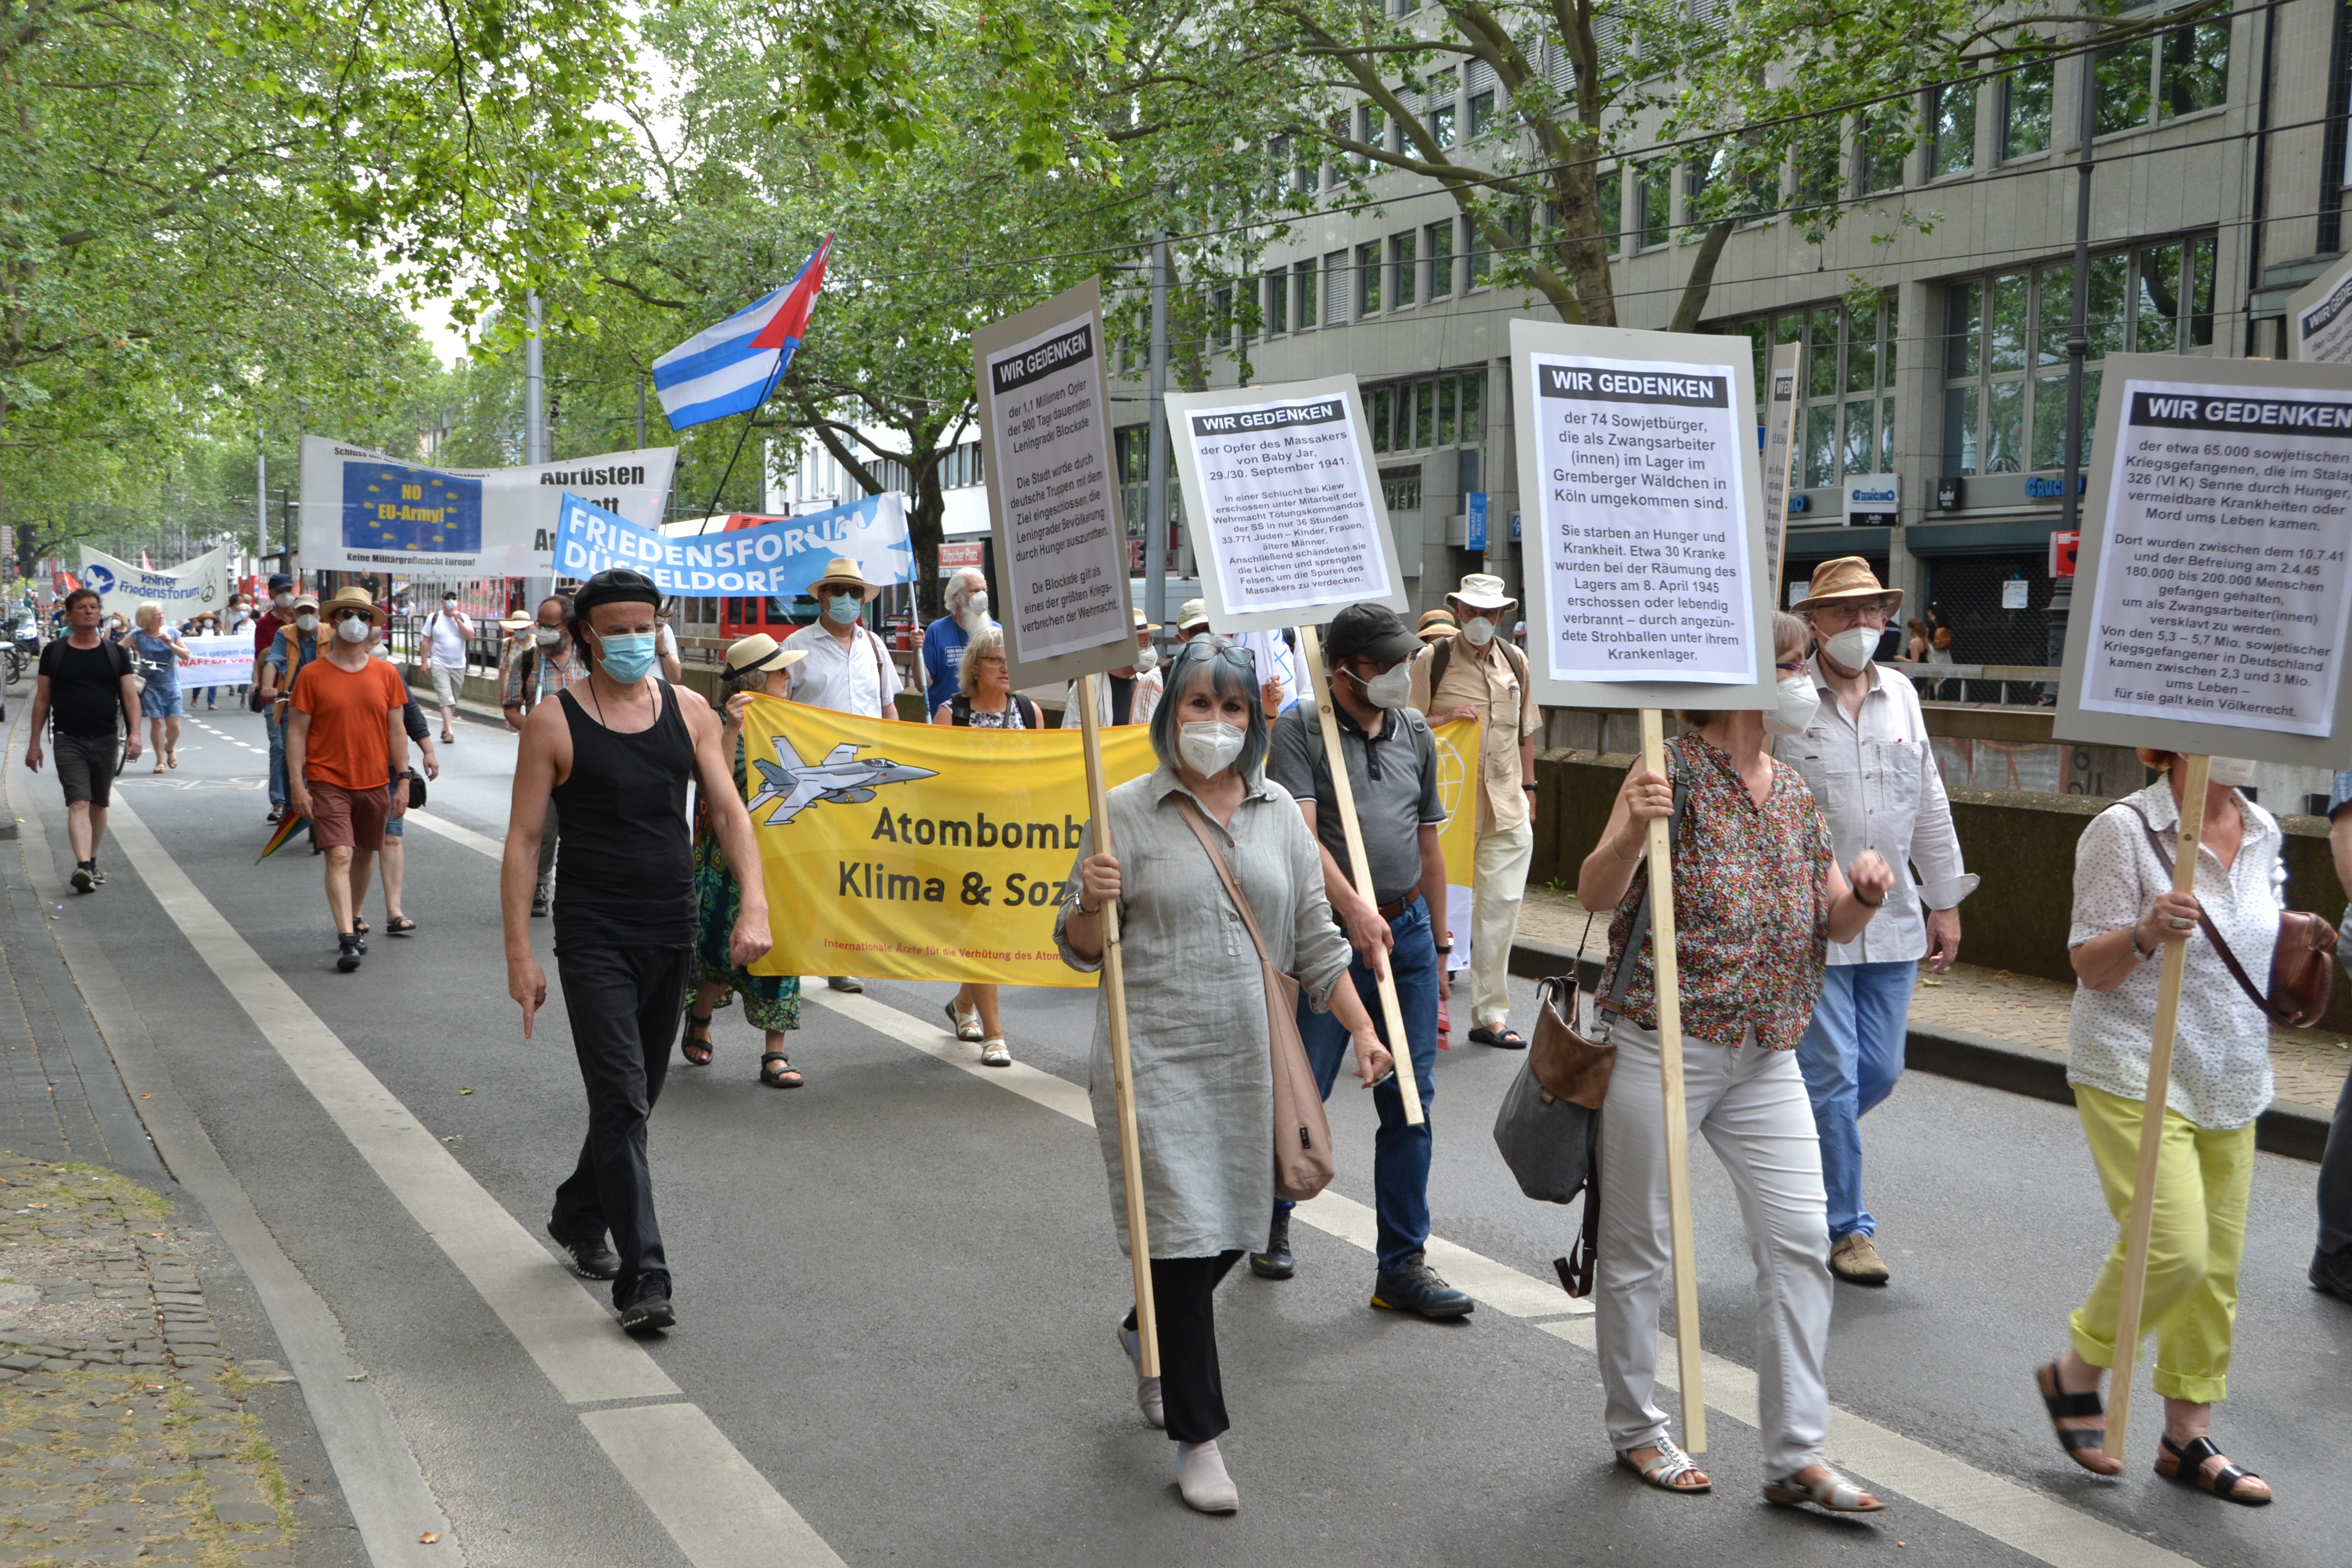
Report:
2004,60,2055,158
1596,168,1622,256
1380,466,1424,511
1265,268,1288,335
1357,241,1382,315
1857,104,1907,192
1363,369,1485,453
1637,160,1672,248
1359,104,1386,159
1466,218,1491,288
2098,15,2227,135
1323,251,1349,324
1468,89,1496,138
1425,220,1454,299
1371,386,1395,453
1427,71,1458,150
1211,286,1234,351
1293,263,1317,329
1390,231,1418,307
1721,296,1900,492
1794,125,1842,208
1941,237,2216,477
1929,81,1975,176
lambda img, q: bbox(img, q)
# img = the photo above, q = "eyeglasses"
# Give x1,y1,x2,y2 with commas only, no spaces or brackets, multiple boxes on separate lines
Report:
1775,659,1809,674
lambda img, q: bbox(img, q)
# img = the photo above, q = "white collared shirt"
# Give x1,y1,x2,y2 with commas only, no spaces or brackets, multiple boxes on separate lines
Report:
1771,657,1978,964
781,621,902,718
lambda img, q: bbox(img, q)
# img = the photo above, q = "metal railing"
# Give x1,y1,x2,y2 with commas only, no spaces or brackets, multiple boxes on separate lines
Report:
1905,664,2063,705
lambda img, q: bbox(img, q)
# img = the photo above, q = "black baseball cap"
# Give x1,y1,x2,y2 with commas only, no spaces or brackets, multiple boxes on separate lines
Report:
1324,603,1419,669
572,567,663,614
267,573,295,592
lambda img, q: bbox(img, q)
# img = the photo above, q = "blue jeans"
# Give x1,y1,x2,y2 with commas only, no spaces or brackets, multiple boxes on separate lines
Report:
1279,896,1440,1274
266,708,286,807
1795,960,1916,1240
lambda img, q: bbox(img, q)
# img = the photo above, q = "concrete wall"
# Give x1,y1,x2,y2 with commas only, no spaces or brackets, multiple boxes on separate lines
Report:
1530,748,2352,1031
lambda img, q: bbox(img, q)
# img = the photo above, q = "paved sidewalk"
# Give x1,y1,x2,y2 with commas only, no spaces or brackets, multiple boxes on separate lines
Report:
1514,883,2352,1112
0,1149,324,1566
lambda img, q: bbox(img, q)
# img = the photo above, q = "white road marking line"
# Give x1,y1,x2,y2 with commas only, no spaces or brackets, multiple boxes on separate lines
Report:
399,806,506,859
391,810,2197,1568
811,986,2200,1568
100,797,844,1567
581,1403,844,1568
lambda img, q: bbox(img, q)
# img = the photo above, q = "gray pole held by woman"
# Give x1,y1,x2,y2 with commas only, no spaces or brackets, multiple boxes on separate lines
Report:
1146,235,1171,630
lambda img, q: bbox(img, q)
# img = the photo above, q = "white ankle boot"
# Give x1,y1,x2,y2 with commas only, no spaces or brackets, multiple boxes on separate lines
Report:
1177,1439,1238,1513
1115,1321,1164,1428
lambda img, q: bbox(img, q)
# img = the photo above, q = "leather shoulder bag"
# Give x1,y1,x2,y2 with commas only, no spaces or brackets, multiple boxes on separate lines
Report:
1173,795,1336,1203
2121,801,2334,1028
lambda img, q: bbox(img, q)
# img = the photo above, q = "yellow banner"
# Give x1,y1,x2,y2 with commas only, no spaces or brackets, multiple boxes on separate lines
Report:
741,697,1477,986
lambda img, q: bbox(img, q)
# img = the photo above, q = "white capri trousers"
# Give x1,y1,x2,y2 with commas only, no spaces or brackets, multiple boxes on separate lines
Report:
1594,1018,1834,1477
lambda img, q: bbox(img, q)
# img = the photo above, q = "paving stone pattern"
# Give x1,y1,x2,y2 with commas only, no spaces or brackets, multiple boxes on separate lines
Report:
0,1150,306,1566
1514,884,2352,1111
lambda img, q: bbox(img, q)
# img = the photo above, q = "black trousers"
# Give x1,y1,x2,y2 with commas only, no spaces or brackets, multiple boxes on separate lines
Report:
1125,1251,1243,1443
549,943,691,1304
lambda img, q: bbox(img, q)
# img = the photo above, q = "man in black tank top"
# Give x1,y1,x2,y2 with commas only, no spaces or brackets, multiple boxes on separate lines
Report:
503,568,773,1332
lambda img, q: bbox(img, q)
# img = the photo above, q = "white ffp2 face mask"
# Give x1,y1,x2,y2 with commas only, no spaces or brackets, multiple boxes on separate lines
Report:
1460,616,1497,647
1763,675,1822,736
1821,625,1880,671
1357,664,1412,710
334,616,371,644
1134,643,1159,673
1178,721,1247,777
2207,756,2259,789
294,612,318,633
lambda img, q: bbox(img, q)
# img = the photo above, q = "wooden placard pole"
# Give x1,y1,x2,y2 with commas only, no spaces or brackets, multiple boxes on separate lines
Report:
1078,673,1159,1375
2103,749,2209,1466
1639,708,1706,1453
1294,625,1427,1127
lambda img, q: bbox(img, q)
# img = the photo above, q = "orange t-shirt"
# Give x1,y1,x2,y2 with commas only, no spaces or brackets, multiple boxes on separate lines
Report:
289,655,408,789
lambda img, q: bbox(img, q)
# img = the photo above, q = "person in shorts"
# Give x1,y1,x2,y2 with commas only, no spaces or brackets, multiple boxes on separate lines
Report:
286,587,410,973
421,591,474,741
24,586,143,891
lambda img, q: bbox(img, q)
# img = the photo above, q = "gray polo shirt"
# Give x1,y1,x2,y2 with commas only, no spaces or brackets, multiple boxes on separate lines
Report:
1267,702,1444,908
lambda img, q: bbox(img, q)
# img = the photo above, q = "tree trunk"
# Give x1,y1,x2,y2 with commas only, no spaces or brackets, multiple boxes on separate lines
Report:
1668,221,1738,334
909,463,946,622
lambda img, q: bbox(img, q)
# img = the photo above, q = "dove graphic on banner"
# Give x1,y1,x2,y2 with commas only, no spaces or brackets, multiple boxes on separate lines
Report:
554,491,913,598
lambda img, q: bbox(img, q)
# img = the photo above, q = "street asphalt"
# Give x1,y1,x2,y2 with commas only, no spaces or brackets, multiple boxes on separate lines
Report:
5,695,2346,1567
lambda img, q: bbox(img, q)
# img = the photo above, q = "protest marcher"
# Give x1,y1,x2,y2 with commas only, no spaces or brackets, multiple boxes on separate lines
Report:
2317,773,2352,1306
656,606,684,684
683,632,810,1088
504,596,589,917
1576,610,1894,1510
1174,600,1284,717
1057,635,1391,1513
182,609,224,709
935,625,1043,1065
126,602,190,772
922,566,992,715
785,556,900,993
1415,608,1458,644
252,575,296,820
258,592,322,825
373,683,439,937
2035,750,2280,1503
1409,573,1541,1054
505,567,770,1333
422,591,475,742
1256,604,1466,1315
1775,557,1977,1286
1059,608,1161,730
284,588,410,973
24,586,142,892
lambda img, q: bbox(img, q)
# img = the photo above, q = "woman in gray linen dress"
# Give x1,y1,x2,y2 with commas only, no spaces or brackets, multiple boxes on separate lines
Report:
1057,635,1391,1515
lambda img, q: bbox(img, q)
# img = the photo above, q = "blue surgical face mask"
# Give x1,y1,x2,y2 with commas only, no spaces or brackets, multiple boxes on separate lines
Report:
597,631,659,683
824,593,862,626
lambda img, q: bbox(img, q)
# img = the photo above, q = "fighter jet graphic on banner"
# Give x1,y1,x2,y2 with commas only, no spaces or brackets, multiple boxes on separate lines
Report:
748,738,939,826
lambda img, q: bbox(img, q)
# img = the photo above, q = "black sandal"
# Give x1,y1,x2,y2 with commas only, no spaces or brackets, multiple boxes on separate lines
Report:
2155,1435,2271,1505
386,916,416,936
759,1051,803,1089
682,1013,715,1067
2035,1361,2111,1471
1468,1025,1527,1050
351,916,370,936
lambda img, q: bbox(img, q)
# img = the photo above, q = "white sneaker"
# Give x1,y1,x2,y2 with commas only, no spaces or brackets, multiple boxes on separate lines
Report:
1116,1320,1164,1428
1177,1439,1238,1513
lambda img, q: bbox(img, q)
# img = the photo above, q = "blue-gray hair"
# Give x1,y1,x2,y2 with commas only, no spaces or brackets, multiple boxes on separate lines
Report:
1148,635,1270,779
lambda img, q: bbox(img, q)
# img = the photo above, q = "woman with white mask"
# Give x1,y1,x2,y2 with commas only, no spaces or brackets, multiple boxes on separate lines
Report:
1056,636,1390,1514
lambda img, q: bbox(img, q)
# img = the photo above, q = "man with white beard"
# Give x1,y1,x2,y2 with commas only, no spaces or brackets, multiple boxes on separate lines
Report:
921,566,995,716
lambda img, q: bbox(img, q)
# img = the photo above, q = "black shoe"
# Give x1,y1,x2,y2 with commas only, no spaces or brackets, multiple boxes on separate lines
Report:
618,1277,676,1333
335,935,362,973
2314,1249,2352,1305
70,862,93,893
548,1221,621,1281
89,864,105,886
826,975,863,993
1249,1213,1295,1280
266,806,282,823
1371,1256,1475,1320
530,888,550,918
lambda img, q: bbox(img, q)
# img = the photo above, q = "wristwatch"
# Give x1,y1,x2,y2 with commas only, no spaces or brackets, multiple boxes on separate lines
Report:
1433,940,1453,953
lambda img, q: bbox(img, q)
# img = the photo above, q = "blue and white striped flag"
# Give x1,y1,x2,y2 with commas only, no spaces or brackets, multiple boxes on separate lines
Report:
651,236,832,431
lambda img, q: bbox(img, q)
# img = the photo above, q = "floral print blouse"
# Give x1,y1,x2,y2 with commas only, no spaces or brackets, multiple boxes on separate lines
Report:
1603,731,1836,1051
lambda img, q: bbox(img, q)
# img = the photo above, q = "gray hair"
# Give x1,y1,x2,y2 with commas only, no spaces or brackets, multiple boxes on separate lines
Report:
1147,636,1270,778
958,623,1006,697
946,568,987,607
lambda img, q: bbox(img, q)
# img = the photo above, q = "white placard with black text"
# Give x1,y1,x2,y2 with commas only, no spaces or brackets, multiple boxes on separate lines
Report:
971,278,1135,688
2056,354,2352,765
2289,254,2352,365
1164,376,1406,635
1760,341,1803,592
1511,320,1772,711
